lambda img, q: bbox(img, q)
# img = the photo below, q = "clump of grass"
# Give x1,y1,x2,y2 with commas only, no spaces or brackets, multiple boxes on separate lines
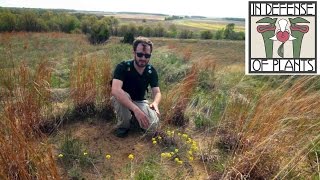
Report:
0,116,59,179
2,61,53,136
0,61,59,179
58,134,95,168
219,76,320,179
95,55,115,120
185,57,217,130
134,154,165,180
182,46,192,61
307,138,320,179
162,64,198,126
70,55,97,117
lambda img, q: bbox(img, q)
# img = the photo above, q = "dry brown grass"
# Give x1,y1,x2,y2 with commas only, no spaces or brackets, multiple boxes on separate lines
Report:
98,56,112,106
0,115,60,180
0,61,59,179
161,65,198,126
70,55,97,114
219,76,320,179
162,58,216,127
96,55,114,119
167,42,177,50
2,61,52,136
182,46,193,62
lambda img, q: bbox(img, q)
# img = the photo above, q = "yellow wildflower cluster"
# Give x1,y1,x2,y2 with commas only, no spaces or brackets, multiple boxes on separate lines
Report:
128,154,134,160
157,131,199,164
56,132,199,165
182,134,188,139
166,130,175,137
161,152,173,158
174,157,183,165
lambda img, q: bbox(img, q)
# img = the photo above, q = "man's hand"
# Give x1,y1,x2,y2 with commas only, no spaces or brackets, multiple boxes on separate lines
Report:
133,108,150,129
149,102,160,115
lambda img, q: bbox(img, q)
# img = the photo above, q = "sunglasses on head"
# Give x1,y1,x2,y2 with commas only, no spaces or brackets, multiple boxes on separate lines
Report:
136,52,151,58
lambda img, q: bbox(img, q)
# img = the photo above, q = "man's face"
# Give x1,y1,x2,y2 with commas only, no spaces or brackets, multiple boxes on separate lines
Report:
134,43,151,68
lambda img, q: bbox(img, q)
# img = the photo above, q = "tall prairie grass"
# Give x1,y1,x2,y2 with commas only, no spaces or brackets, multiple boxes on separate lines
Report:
70,55,97,114
217,76,320,179
161,64,198,126
0,115,59,179
162,58,216,127
69,53,114,118
1,61,52,136
96,55,114,119
0,61,59,179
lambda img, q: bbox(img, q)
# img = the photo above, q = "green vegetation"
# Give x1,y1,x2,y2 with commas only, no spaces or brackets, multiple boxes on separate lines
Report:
165,15,184,21
59,134,95,168
0,7,245,41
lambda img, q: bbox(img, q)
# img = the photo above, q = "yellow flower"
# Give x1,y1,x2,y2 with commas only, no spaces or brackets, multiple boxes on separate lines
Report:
170,152,175,155
189,156,194,161
58,154,63,158
128,154,134,160
188,150,193,155
83,152,88,156
178,133,181,136
166,130,171,135
161,153,166,157
152,138,156,141
178,160,183,165
167,153,172,158
191,146,198,151
152,140,157,144
174,148,179,153
105,154,111,159
182,134,188,138
174,157,179,162
157,136,162,140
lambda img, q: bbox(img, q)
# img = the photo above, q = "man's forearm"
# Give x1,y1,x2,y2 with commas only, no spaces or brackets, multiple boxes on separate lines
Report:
152,92,161,105
112,89,139,112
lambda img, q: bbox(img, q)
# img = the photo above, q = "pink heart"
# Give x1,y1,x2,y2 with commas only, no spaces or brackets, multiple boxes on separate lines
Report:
276,31,289,42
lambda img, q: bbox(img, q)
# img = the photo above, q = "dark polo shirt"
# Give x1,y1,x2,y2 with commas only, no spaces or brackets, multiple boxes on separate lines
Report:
113,60,159,101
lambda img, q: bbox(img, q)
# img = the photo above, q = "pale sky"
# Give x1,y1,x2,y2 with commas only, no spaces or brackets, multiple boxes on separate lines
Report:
0,0,247,18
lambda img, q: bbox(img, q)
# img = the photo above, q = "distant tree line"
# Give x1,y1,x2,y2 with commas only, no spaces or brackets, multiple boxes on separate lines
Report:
223,17,245,22
165,15,184,21
214,23,245,40
0,7,245,44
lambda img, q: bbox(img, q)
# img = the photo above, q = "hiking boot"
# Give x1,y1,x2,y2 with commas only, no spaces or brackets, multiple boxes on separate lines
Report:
114,128,129,138
130,116,140,130
130,116,147,133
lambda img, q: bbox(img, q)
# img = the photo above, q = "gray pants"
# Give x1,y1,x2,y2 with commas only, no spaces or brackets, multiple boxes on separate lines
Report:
111,94,159,132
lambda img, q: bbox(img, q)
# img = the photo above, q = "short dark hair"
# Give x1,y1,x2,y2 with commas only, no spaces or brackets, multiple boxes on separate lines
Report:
133,36,153,53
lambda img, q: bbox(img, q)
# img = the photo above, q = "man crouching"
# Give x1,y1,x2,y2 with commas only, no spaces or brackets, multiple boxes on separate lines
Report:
111,36,161,138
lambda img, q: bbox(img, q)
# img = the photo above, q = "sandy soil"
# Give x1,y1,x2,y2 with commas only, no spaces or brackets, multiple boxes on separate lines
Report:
51,119,210,179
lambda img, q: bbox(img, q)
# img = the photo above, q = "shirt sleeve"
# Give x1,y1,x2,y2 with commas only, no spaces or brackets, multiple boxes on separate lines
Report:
113,62,126,81
150,67,159,88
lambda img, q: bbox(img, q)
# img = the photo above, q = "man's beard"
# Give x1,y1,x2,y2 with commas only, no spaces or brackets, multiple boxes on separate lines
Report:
134,58,148,68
